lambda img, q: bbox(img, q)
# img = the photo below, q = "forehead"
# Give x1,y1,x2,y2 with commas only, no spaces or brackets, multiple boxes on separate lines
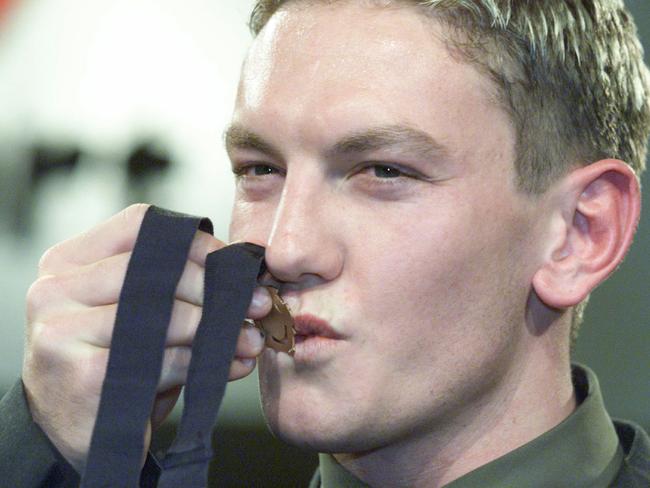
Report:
245,4,485,93
235,2,513,168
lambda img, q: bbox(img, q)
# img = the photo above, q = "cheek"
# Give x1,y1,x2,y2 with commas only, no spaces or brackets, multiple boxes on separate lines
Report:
345,198,526,353
228,199,276,243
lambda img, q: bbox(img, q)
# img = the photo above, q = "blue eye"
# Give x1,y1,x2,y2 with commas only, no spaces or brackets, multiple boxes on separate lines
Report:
373,165,402,178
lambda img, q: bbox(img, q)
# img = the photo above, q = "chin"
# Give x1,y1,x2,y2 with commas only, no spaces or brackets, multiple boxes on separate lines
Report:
257,353,389,453
260,396,334,451
263,414,368,454
260,395,388,454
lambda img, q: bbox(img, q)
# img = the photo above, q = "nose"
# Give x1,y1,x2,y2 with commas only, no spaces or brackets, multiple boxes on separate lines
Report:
263,172,343,288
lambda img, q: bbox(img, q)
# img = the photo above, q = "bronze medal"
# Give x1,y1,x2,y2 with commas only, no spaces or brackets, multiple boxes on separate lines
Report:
255,287,296,355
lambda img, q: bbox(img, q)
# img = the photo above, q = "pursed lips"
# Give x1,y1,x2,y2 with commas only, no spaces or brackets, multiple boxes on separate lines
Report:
293,313,344,341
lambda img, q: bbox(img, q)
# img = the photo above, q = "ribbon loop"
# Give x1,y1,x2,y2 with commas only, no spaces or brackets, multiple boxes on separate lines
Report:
81,207,264,487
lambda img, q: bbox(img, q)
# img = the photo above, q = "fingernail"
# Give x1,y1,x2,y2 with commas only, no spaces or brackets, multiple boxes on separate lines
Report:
251,287,270,310
245,325,265,351
240,357,256,369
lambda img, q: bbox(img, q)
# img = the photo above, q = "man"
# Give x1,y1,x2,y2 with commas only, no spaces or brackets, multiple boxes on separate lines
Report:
1,0,649,486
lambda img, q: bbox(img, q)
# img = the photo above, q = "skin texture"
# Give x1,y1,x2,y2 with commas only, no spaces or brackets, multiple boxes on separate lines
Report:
227,3,640,487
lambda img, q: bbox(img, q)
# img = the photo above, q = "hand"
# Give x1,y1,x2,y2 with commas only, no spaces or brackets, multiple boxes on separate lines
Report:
22,204,271,472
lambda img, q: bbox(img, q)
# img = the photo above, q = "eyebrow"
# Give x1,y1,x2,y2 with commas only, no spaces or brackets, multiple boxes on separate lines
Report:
328,125,450,160
224,125,283,161
224,123,450,161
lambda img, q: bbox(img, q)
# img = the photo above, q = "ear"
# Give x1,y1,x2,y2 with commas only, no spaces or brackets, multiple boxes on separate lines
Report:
532,159,641,309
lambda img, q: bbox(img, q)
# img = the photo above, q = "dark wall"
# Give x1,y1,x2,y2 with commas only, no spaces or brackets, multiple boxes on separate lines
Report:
573,0,650,430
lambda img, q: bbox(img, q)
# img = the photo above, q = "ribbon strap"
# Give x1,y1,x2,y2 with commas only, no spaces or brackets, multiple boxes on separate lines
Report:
81,206,211,487
81,206,266,487
158,243,265,487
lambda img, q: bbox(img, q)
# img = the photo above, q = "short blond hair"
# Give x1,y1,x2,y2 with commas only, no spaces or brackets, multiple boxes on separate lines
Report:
248,0,650,340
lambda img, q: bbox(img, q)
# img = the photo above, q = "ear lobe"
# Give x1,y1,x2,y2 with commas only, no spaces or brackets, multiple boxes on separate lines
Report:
532,159,640,309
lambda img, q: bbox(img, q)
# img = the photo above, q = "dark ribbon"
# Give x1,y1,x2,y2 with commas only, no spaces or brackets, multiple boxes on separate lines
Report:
81,206,264,487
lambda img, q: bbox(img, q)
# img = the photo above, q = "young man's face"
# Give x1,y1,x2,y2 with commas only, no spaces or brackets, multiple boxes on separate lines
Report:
228,3,546,453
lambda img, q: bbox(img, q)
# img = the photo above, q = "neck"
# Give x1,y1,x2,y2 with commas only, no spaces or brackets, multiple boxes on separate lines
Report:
334,335,576,487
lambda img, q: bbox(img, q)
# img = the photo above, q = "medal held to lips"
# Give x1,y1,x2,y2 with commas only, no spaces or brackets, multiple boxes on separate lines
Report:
255,287,296,355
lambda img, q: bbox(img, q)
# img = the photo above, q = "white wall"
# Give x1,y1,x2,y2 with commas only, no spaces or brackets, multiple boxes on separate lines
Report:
0,0,263,424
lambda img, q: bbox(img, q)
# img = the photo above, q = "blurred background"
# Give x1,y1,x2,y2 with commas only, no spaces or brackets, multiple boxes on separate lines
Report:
0,0,647,486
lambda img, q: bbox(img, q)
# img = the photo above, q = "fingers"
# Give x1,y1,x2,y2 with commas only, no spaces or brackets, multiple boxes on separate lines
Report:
35,248,268,314
151,386,183,429
229,358,258,380
38,204,225,276
158,326,266,387
23,205,268,472
187,230,225,266
65,300,202,348
33,252,208,311
155,327,265,388
52,294,269,355
235,324,265,359
69,305,266,365
37,204,151,276
247,287,272,319
157,346,193,392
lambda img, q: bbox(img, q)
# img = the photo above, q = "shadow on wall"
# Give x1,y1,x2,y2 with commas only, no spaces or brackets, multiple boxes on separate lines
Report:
2,142,172,237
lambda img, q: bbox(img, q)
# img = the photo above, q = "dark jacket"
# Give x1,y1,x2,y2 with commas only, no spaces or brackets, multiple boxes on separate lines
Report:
1,376,648,487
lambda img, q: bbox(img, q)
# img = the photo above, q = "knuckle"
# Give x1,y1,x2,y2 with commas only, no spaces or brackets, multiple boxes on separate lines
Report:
76,349,108,395
121,203,150,226
38,244,64,275
96,251,128,279
196,231,221,254
30,316,66,349
26,319,65,370
26,313,83,371
26,275,60,320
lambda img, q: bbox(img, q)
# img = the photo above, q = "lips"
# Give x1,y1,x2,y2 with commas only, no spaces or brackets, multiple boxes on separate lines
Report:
293,314,342,341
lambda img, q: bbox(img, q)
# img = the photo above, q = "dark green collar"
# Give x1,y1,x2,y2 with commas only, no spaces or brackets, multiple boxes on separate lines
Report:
314,365,623,488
